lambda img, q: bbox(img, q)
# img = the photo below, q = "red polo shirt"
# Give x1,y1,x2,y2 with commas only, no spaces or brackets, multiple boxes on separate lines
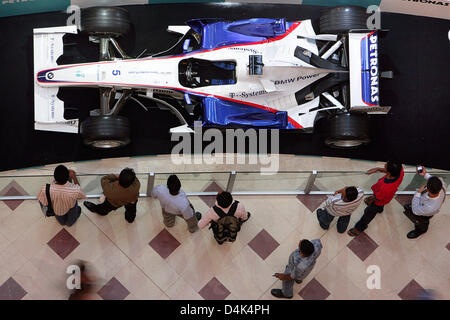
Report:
371,167,404,206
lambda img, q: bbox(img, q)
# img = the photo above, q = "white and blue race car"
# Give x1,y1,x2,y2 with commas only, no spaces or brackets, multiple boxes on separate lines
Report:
33,6,391,149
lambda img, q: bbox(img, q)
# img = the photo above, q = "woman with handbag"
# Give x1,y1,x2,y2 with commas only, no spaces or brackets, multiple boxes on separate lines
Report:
37,165,85,226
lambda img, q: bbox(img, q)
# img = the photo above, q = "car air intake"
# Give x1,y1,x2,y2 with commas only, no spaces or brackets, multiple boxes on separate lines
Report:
249,55,264,75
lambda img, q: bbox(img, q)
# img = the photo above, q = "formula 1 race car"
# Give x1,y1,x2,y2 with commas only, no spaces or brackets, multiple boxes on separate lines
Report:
33,5,391,149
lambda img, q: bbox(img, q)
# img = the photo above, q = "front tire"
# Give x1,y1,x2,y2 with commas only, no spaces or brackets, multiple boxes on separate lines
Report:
323,112,370,149
80,6,131,37
320,6,369,34
80,115,131,149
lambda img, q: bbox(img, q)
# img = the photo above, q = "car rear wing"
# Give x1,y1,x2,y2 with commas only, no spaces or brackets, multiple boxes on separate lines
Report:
33,25,79,133
348,30,391,114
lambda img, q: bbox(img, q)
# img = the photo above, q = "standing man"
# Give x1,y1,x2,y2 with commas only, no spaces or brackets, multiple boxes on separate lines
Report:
151,175,202,233
37,165,85,226
271,239,322,299
84,167,140,223
316,186,364,233
348,161,404,237
403,167,446,239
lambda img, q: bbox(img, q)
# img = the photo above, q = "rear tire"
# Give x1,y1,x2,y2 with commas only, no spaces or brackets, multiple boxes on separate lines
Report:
80,115,131,149
320,6,369,34
323,112,370,149
81,6,131,37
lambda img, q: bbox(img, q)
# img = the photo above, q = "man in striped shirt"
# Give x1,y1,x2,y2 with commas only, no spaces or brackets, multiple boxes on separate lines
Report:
316,186,364,233
403,167,446,239
37,165,85,226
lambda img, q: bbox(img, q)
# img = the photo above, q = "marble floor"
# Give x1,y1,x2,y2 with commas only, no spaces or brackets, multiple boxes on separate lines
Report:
0,155,449,300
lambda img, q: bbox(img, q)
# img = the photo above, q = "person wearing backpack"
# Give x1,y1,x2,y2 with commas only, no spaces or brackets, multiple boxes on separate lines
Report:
198,191,250,245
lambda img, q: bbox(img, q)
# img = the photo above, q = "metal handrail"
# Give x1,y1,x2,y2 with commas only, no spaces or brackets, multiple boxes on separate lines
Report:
0,170,449,200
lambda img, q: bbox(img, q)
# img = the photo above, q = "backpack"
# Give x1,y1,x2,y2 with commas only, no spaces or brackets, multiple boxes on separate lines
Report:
210,201,241,243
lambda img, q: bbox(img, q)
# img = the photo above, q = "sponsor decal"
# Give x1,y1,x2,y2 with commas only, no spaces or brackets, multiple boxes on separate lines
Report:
272,73,320,85
112,69,121,76
75,71,85,78
47,72,54,80
402,0,449,6
229,90,268,99
227,47,260,55
361,32,379,106
49,38,55,63
50,94,55,119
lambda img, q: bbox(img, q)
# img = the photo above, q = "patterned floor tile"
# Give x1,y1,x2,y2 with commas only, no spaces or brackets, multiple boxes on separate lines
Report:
199,181,223,207
296,194,327,212
149,229,181,259
395,195,413,208
0,180,29,211
97,277,130,300
198,277,231,300
0,277,27,300
398,279,424,300
47,228,80,260
248,229,279,260
298,278,330,300
347,232,378,261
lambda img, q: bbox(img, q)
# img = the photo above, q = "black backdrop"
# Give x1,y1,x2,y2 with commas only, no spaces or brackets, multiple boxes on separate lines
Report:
0,3,449,171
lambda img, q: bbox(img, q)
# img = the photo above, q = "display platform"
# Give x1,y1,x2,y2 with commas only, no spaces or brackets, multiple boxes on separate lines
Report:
0,3,449,171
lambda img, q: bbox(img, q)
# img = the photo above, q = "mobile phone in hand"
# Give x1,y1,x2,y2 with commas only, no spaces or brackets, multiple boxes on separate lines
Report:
417,165,423,173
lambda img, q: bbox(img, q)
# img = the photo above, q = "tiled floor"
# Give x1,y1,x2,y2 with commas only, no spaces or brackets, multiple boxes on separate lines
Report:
0,156,449,300
0,192,448,300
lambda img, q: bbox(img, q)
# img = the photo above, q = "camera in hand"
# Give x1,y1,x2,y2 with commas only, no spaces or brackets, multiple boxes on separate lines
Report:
417,165,423,173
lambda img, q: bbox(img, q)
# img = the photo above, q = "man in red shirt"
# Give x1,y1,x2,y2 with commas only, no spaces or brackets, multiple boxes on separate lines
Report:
348,161,404,236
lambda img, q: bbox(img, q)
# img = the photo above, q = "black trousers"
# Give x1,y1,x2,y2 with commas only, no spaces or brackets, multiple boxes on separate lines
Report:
93,198,138,223
317,208,351,233
403,204,432,235
354,203,384,232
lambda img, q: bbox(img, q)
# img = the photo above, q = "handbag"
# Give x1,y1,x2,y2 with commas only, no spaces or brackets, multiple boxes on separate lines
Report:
41,184,55,217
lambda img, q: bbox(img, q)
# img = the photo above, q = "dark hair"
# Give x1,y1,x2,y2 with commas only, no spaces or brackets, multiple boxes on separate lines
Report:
167,175,181,195
119,168,136,188
299,239,315,257
427,176,442,195
386,160,402,177
54,165,69,184
345,186,358,202
217,191,233,208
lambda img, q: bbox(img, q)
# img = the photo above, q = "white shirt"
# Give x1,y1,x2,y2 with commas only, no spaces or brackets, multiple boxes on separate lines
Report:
151,185,194,219
412,173,446,217
324,187,364,217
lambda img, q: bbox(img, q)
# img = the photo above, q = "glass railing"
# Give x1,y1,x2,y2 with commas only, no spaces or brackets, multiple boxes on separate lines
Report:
0,170,448,200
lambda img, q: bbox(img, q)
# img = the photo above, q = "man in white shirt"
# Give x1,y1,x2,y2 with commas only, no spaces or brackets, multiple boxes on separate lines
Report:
151,175,201,233
403,167,446,239
316,186,364,233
